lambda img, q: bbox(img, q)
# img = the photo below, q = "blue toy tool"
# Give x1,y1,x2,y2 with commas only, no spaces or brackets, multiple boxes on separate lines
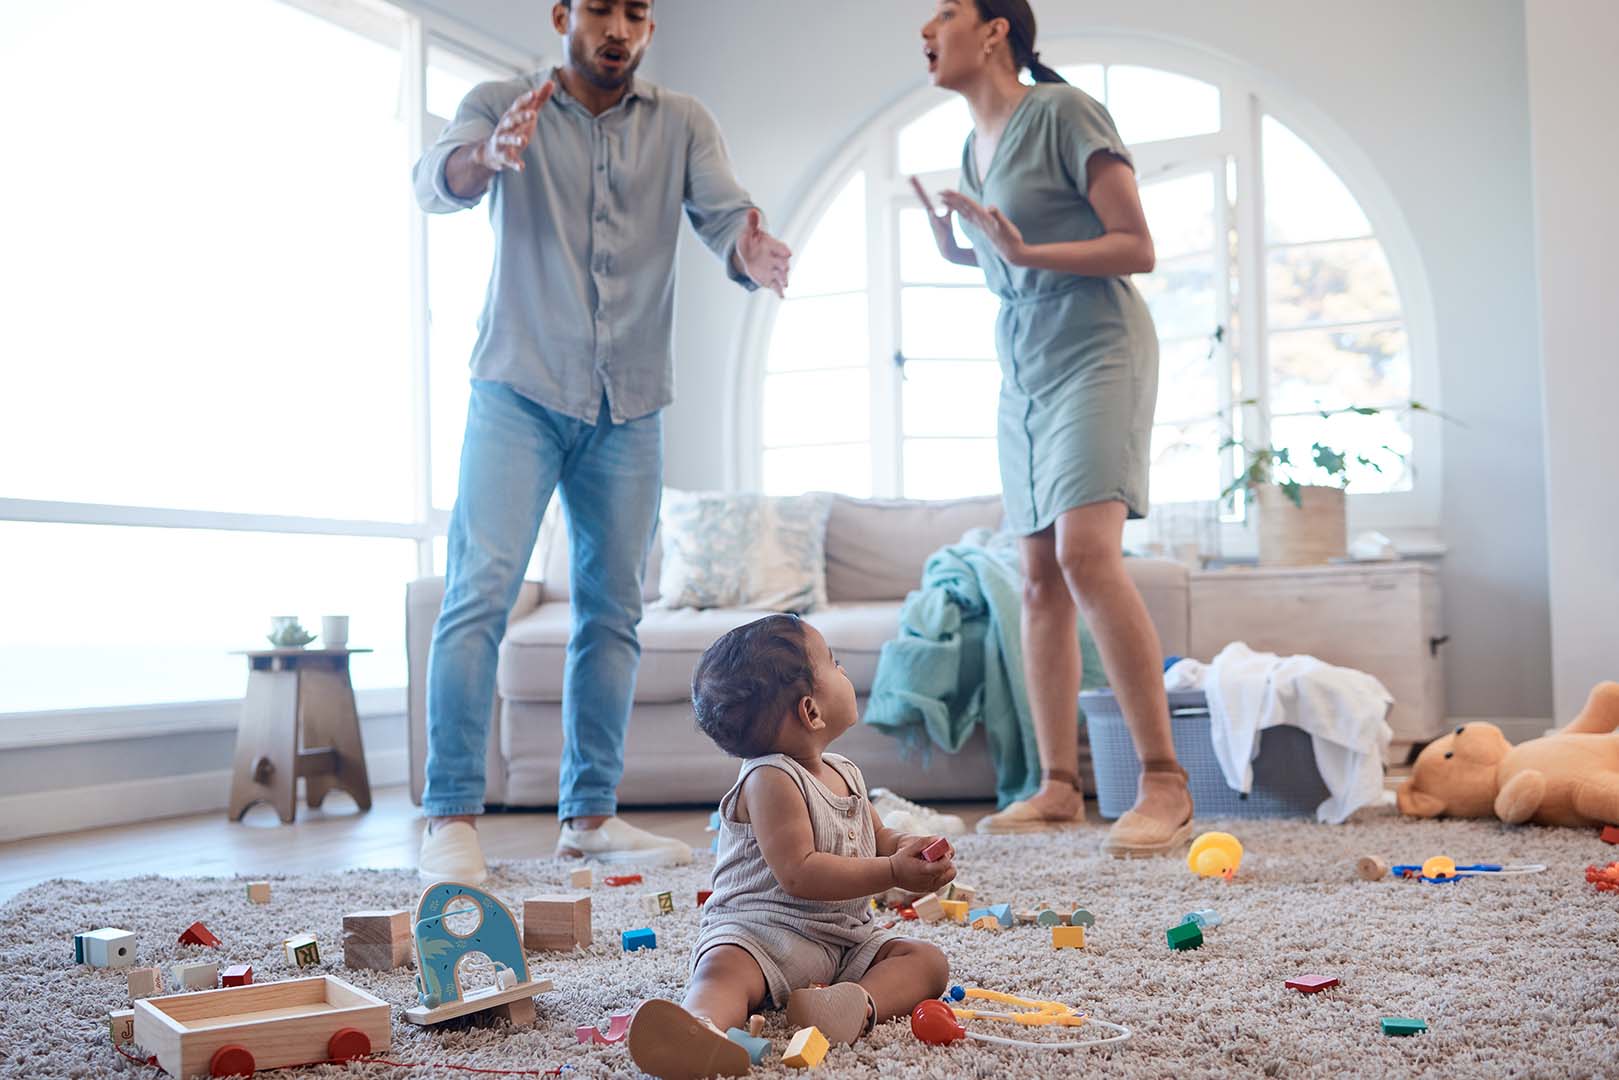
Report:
1391,858,1547,884
412,881,530,1010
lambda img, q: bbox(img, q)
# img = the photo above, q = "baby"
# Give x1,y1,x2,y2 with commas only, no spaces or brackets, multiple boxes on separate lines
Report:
628,614,955,1080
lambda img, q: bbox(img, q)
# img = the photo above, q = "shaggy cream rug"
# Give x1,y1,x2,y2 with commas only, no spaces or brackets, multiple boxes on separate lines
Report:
6,809,1617,1079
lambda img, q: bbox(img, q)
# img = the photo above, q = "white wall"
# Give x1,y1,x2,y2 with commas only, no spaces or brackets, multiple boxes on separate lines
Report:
1525,1,1619,722
646,0,1553,724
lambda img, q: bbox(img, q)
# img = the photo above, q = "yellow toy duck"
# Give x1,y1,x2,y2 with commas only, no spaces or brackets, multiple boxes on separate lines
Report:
1188,832,1244,880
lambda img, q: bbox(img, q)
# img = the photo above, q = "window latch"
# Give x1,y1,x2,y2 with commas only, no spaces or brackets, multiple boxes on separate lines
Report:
893,351,907,379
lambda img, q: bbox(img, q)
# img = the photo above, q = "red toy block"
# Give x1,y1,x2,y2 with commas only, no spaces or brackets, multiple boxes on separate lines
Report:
220,964,253,987
178,922,221,948
921,837,950,862
605,874,643,887
1602,825,1619,845
898,906,917,920
697,889,713,907
1587,862,1619,893
1285,974,1339,994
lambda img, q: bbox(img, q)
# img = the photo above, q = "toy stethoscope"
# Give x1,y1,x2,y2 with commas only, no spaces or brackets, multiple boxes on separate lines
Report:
1393,855,1548,883
912,989,1132,1050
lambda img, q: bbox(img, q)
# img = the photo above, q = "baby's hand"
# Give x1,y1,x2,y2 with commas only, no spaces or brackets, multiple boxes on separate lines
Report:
889,835,956,894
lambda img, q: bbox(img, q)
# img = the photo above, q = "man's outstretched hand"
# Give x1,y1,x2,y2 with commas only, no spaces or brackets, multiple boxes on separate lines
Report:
735,209,792,298
471,82,554,173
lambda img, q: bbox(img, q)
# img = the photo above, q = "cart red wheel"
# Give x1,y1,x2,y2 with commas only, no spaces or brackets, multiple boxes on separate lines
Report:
209,1044,256,1077
327,1027,371,1061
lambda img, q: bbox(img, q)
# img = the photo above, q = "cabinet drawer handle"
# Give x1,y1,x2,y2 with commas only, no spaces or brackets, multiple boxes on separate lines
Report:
1429,635,1450,657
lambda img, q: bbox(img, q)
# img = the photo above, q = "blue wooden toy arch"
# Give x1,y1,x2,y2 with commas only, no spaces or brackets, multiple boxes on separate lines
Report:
413,880,530,1009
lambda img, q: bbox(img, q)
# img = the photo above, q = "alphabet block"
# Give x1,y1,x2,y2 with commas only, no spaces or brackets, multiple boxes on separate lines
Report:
127,967,164,999
246,882,272,904
283,934,321,967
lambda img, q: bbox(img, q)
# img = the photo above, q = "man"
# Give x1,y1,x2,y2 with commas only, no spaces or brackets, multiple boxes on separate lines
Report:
413,0,790,882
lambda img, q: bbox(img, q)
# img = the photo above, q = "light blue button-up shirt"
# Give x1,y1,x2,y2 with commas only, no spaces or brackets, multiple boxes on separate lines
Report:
413,69,758,424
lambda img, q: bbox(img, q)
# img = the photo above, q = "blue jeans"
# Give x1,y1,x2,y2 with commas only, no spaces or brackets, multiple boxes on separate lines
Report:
423,380,662,821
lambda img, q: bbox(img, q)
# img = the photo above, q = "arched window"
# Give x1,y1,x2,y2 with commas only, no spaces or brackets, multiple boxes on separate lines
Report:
741,37,1438,542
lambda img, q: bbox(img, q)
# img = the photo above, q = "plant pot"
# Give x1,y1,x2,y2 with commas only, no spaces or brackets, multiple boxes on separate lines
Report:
1255,484,1347,566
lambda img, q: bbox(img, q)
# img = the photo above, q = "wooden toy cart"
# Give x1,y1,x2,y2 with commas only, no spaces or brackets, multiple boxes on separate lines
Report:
132,976,389,1078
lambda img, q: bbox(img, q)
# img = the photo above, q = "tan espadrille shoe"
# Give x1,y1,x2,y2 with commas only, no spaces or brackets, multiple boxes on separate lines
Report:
975,768,1088,834
1101,762,1195,858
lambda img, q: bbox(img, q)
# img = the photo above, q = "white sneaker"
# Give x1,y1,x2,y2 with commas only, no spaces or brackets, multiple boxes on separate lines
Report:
419,820,488,884
869,787,967,836
556,816,693,866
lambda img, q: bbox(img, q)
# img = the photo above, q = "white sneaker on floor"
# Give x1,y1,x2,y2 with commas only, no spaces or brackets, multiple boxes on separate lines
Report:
557,816,693,866
869,787,967,836
418,820,488,884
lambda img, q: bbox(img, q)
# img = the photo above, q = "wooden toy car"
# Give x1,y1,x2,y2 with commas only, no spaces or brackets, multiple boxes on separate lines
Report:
132,975,388,1078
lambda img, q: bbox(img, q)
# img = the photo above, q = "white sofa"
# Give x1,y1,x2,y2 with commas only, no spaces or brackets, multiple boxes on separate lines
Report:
407,494,1191,808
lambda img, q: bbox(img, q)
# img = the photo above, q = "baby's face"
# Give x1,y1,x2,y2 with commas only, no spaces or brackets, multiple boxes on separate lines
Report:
802,623,859,738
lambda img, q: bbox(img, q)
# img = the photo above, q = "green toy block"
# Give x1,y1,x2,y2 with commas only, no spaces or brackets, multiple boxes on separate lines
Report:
1381,1017,1428,1037
1166,921,1203,951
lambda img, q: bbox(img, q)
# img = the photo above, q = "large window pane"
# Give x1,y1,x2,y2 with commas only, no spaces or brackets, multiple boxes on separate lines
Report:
1155,338,1221,425
1136,256,1218,341
0,522,415,713
899,208,984,286
1263,116,1371,245
1149,420,1224,504
1106,66,1220,145
897,98,972,176
763,445,871,498
0,0,414,521
789,172,866,297
902,439,1000,500
1269,410,1413,494
902,361,1000,438
1139,172,1217,261
901,287,1000,359
1267,239,1400,329
1269,323,1409,414
763,369,869,446
768,294,870,371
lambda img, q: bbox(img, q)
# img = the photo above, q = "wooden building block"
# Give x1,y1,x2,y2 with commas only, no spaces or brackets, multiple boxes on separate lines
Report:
944,883,976,905
108,1009,135,1048
1166,922,1203,951
1381,1017,1428,1037
221,964,254,987
971,915,1000,931
727,1027,771,1064
1070,908,1096,928
283,934,321,967
570,867,594,888
342,909,411,970
783,1025,828,1068
912,893,945,923
79,927,136,968
246,881,272,904
173,960,218,990
622,928,656,952
939,899,969,923
1602,825,1619,845
921,837,950,862
1052,925,1086,949
523,895,593,951
1285,974,1339,994
1015,910,1039,924
128,966,165,999
639,890,674,916
604,873,642,887
1356,855,1391,880
178,922,221,948
1037,909,1065,928
748,1014,765,1038
697,889,714,907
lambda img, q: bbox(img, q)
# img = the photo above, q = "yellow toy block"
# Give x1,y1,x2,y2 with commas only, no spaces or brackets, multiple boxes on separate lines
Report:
1052,925,1086,949
783,1025,828,1068
939,899,970,923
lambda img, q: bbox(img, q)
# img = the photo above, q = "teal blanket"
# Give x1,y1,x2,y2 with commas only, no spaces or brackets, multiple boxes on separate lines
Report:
862,528,1105,809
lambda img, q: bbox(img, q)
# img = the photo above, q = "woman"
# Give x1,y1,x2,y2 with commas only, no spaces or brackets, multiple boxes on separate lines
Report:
916,0,1192,856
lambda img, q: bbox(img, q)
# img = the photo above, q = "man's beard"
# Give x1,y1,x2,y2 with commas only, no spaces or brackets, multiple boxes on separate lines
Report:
570,35,642,91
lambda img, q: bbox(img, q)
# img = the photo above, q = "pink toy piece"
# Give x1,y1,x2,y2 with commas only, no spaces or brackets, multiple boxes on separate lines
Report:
1285,974,1340,994
921,837,950,862
576,1013,632,1044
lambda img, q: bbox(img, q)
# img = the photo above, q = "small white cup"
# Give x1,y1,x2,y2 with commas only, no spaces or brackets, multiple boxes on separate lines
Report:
321,615,350,649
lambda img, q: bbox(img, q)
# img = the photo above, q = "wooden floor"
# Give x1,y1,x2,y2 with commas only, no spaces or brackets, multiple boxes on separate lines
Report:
0,786,997,902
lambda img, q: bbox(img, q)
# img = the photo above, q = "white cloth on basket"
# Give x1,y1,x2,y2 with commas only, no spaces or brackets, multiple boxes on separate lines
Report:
1165,643,1393,824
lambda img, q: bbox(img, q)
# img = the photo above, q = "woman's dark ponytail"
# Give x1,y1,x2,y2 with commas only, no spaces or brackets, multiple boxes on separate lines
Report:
974,0,1068,85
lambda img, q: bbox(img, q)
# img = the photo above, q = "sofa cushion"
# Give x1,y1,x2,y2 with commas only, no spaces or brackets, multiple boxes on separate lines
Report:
825,494,1004,602
499,601,902,704
656,490,833,612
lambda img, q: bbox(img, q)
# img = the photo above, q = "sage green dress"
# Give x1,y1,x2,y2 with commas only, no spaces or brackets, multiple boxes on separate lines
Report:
957,84,1159,533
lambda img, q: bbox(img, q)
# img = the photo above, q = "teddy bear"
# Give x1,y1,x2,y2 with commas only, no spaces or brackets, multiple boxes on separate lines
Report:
1395,682,1619,827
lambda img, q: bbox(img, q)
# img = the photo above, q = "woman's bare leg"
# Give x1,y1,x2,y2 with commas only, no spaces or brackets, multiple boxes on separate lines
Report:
1008,526,1085,819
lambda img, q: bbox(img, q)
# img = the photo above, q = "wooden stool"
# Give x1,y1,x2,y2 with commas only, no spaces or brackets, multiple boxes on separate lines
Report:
227,648,373,823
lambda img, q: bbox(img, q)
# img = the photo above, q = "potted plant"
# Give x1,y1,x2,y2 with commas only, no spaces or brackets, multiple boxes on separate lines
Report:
1220,402,1444,566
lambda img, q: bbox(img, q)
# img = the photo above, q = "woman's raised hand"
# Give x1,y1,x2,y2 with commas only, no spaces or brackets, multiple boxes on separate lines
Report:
939,189,1026,267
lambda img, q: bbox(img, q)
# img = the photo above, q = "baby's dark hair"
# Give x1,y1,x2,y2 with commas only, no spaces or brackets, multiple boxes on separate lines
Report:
692,614,816,759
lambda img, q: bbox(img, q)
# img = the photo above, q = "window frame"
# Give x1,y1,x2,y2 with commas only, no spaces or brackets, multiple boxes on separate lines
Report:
0,0,538,742
737,33,1442,554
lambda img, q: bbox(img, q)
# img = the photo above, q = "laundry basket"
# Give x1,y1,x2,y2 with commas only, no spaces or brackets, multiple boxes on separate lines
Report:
1082,688,1329,819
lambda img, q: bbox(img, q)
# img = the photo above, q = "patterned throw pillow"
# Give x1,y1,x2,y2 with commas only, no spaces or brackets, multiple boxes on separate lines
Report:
657,490,834,612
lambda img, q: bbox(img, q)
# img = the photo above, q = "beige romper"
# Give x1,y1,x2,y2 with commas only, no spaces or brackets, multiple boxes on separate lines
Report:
692,752,901,1008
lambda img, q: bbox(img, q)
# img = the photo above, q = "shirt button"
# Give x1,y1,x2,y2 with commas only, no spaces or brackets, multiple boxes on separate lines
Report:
597,163,606,172
847,829,856,840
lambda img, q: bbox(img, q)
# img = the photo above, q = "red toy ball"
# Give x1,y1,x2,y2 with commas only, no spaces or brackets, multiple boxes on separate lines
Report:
911,999,966,1045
